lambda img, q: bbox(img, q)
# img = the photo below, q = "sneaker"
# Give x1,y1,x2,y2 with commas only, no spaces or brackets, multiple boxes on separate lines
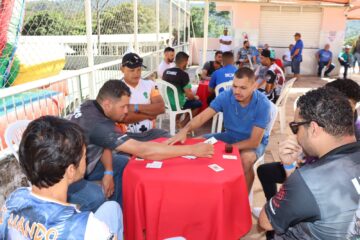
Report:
252,207,262,218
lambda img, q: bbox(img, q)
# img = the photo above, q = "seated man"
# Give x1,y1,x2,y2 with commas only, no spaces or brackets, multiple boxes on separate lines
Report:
209,51,237,93
167,67,272,192
316,43,335,77
162,52,203,125
237,40,257,68
338,45,354,79
259,87,360,239
157,47,175,79
70,80,213,211
260,49,286,103
0,116,123,239
282,44,293,68
121,52,168,138
201,50,223,80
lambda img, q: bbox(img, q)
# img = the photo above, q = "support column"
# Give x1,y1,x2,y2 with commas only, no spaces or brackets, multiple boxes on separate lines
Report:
84,0,96,98
202,0,209,66
133,0,139,53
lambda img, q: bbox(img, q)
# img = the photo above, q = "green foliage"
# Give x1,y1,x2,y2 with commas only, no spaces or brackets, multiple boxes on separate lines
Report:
345,20,360,47
190,2,230,38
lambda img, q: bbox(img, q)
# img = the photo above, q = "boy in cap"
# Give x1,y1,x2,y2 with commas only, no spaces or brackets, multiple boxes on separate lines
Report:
338,45,353,79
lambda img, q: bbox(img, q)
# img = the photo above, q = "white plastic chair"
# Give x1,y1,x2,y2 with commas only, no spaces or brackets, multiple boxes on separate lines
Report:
211,81,233,133
249,102,278,207
156,79,194,136
275,77,297,133
5,119,32,161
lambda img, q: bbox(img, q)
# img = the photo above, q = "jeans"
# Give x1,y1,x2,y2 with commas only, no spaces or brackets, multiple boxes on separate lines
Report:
353,52,360,68
317,62,335,76
95,201,123,240
338,58,351,79
291,58,301,74
87,153,129,208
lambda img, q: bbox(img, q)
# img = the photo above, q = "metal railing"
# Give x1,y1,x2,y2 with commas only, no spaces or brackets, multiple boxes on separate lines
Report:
0,43,189,157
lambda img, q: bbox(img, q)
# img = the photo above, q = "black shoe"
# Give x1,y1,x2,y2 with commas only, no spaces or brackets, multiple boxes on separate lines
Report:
324,74,329,77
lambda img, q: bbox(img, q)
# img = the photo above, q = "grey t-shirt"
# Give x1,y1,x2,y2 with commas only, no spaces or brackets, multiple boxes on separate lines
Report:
266,142,360,240
70,100,129,174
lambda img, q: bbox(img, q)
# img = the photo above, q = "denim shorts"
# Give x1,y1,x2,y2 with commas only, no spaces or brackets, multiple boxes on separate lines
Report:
291,58,301,74
203,132,267,159
182,99,202,110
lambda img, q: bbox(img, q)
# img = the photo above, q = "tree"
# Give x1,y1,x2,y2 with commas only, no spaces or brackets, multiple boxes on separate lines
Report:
22,12,66,35
92,0,112,55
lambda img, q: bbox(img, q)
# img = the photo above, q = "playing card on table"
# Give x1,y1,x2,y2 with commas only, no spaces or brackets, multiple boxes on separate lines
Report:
135,157,144,161
222,154,237,160
146,161,163,169
208,164,224,172
182,155,197,160
204,137,218,145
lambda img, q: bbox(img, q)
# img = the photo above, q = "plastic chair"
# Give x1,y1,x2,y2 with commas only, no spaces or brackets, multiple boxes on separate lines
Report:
249,102,278,207
211,81,233,133
275,77,297,133
156,79,194,136
5,119,32,162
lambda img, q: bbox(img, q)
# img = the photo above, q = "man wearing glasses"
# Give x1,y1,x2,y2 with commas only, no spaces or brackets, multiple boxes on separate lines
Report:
259,87,360,239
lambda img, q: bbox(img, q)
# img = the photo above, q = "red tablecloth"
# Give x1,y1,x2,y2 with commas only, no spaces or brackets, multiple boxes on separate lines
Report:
196,80,210,112
123,139,252,240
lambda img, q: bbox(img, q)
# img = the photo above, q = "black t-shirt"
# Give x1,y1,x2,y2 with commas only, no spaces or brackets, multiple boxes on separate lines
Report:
70,100,129,174
266,142,360,240
202,61,221,77
162,67,190,89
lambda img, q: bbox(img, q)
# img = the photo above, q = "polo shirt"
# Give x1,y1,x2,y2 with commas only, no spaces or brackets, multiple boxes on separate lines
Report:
210,89,271,145
162,67,191,111
317,49,333,63
209,64,237,90
339,52,353,62
291,39,304,61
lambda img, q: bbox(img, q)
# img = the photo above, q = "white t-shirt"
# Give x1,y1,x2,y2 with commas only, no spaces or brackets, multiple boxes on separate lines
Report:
219,35,233,52
85,213,115,240
124,79,160,133
283,50,291,62
157,60,175,78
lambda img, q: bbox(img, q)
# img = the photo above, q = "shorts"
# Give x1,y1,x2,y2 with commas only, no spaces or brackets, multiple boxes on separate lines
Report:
291,58,301,74
182,99,202,110
203,132,267,159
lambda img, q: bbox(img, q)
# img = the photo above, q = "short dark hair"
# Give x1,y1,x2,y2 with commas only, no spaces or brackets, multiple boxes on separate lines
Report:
234,67,255,81
297,87,354,137
19,116,86,188
243,40,249,45
164,47,175,53
96,80,131,102
325,79,360,103
215,50,222,56
175,51,189,65
222,51,233,59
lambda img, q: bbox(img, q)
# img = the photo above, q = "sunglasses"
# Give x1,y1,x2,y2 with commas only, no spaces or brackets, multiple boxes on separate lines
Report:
289,121,311,134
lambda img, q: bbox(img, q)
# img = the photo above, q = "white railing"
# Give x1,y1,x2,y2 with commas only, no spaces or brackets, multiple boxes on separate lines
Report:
0,43,189,157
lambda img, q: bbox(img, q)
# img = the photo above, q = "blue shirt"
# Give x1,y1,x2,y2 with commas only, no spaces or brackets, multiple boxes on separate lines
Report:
210,89,272,145
291,39,304,61
209,64,237,89
317,49,332,63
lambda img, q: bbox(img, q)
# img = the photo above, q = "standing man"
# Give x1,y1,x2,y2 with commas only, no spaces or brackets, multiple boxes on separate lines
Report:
120,52,167,137
219,27,232,52
167,67,273,193
201,50,223,80
338,45,353,79
157,47,175,79
291,32,304,78
315,43,335,77
353,36,360,72
259,87,360,239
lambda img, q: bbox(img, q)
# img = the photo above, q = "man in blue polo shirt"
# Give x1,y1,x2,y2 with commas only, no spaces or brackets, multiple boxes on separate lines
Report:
316,43,335,77
291,32,304,78
167,67,273,192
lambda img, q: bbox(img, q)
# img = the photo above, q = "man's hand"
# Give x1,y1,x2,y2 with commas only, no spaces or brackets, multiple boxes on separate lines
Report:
102,174,115,198
190,143,214,158
279,138,303,166
195,95,200,100
165,129,188,145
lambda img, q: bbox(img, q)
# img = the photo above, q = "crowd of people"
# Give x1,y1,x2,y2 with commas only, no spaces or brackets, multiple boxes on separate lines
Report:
1,29,360,240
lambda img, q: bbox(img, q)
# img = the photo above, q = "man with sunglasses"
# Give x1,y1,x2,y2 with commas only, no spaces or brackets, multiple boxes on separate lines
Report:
258,87,360,239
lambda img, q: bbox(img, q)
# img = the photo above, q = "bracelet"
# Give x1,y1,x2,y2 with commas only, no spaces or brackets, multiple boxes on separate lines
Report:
104,171,114,176
283,162,296,170
134,104,139,113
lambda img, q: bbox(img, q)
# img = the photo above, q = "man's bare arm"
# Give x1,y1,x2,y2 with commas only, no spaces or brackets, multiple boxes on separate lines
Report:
232,126,265,150
259,207,274,231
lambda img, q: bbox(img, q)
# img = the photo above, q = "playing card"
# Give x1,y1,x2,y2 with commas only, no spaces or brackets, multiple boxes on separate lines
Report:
182,155,197,159
135,157,144,161
204,137,218,145
146,161,163,169
208,164,224,172
222,154,237,160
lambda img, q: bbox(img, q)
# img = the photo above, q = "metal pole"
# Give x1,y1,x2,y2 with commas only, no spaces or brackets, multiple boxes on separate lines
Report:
84,0,96,98
156,0,160,67
177,2,180,46
133,0,139,53
202,0,209,66
169,0,173,47
183,1,186,49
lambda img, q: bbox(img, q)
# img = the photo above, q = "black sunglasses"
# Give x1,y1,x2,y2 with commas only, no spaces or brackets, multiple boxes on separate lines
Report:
289,121,311,134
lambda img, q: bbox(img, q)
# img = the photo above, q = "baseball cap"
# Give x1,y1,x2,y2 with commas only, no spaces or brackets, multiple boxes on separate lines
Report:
345,45,352,49
122,52,147,69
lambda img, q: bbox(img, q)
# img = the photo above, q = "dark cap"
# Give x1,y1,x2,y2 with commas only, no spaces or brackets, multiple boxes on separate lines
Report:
294,32,301,37
122,52,147,69
261,49,276,60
